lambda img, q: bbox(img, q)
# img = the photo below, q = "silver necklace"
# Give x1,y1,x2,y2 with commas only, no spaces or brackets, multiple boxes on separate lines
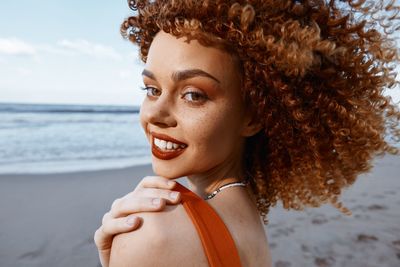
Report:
204,180,249,200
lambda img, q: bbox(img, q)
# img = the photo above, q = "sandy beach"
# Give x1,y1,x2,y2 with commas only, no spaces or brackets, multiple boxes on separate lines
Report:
0,155,399,267
267,154,400,267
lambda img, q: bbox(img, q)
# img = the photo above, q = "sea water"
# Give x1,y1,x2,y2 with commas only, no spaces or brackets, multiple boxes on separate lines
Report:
0,103,151,174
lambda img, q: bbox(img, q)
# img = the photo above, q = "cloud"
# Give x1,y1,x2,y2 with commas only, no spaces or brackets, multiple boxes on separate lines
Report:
37,44,75,56
0,38,36,56
16,67,33,76
0,37,123,61
57,39,122,60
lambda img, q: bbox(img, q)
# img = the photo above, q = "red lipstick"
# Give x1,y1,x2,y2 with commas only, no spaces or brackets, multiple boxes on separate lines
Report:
151,132,187,160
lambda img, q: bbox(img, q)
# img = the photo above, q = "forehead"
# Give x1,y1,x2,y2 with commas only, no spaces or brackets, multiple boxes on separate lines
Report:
145,31,239,84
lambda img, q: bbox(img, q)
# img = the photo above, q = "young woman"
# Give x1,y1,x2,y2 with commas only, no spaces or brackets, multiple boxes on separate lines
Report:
94,0,400,266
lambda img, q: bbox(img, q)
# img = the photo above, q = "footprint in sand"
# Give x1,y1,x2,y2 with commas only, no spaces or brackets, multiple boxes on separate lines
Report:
269,242,278,249
367,204,387,211
301,244,310,253
301,244,313,257
271,226,295,238
392,240,400,250
311,217,328,225
314,256,335,267
356,233,379,242
354,213,370,220
274,260,292,267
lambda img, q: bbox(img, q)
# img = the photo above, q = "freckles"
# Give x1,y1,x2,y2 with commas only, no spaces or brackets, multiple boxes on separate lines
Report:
198,115,229,145
183,116,212,147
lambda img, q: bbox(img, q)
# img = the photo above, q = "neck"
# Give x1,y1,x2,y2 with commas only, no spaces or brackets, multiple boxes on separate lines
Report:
186,159,246,199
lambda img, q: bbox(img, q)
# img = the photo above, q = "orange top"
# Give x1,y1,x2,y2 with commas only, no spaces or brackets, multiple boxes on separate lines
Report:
174,182,242,267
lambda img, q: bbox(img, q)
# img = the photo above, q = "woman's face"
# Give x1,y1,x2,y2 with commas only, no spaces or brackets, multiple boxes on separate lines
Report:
140,30,251,179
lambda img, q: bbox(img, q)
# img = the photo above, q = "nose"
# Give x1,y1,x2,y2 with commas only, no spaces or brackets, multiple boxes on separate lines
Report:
140,92,177,128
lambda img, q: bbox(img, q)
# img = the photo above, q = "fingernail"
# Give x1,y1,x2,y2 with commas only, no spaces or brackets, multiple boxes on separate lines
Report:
169,191,179,200
152,198,161,206
168,180,175,187
126,216,138,226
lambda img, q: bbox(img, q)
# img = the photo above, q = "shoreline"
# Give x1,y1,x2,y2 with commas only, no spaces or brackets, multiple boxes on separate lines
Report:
0,160,152,176
0,155,399,266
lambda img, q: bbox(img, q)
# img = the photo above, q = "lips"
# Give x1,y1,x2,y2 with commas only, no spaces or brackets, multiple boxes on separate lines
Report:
151,132,188,160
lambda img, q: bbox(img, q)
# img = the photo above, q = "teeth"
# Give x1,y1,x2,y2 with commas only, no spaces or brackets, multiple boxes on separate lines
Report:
154,137,186,151
160,140,167,148
166,141,172,150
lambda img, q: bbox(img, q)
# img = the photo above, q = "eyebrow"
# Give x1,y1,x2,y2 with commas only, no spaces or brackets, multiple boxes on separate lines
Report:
141,68,221,84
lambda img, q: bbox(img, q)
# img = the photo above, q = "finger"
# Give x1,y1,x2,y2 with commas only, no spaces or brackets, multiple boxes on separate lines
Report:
94,215,141,250
137,176,176,190
110,188,181,218
110,197,122,212
110,196,168,218
137,188,181,204
102,211,112,225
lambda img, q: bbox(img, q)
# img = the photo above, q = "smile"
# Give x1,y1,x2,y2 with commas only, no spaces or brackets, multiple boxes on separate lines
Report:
151,132,188,160
154,137,186,150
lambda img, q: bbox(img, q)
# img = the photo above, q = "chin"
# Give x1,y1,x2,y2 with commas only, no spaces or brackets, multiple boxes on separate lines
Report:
151,160,187,179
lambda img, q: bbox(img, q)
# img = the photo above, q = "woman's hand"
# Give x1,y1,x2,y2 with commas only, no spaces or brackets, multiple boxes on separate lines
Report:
94,176,181,267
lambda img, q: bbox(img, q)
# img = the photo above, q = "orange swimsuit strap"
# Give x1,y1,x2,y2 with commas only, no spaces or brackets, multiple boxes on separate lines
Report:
174,182,242,267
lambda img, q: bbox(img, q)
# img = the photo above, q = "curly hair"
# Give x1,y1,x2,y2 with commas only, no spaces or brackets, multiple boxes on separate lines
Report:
121,0,400,224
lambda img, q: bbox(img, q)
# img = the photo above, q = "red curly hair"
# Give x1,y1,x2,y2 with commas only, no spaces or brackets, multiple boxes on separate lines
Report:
121,0,400,223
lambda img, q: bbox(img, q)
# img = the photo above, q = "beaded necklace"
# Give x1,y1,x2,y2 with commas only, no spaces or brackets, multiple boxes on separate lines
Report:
204,180,249,200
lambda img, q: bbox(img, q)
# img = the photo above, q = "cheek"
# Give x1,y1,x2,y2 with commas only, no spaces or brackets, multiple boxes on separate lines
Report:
185,107,241,153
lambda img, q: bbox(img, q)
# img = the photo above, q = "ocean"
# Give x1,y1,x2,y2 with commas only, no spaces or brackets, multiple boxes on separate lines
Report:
0,102,151,174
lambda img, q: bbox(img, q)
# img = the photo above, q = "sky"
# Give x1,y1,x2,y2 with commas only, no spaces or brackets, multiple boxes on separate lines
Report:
0,0,146,106
0,1,399,107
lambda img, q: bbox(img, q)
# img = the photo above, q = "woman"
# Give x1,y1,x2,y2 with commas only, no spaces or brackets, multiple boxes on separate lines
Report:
94,0,400,266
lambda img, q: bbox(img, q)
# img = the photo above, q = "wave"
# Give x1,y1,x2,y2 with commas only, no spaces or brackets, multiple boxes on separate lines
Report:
0,102,140,114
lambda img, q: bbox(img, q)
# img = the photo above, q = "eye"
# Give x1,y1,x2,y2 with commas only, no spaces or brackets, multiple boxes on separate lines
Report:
140,86,161,97
182,91,208,103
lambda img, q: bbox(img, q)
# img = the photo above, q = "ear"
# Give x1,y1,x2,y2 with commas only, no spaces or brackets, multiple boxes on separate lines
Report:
240,109,263,137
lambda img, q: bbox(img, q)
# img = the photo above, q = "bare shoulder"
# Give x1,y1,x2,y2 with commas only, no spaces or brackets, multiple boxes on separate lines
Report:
109,204,208,267
208,188,273,267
